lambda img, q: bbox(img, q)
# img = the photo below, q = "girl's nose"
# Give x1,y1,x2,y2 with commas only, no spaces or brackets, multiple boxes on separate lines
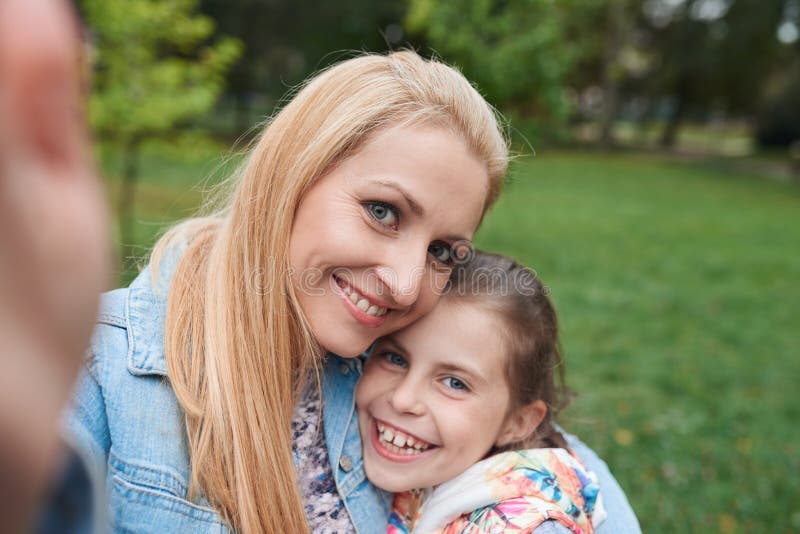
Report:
388,375,425,416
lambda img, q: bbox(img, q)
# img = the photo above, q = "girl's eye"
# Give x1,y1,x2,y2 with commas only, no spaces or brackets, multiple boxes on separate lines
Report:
365,202,399,229
428,241,453,266
383,351,408,368
442,376,469,392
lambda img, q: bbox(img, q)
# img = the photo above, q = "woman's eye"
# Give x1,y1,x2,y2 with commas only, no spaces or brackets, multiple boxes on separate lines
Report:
428,242,453,266
383,351,408,368
365,202,399,229
442,376,469,392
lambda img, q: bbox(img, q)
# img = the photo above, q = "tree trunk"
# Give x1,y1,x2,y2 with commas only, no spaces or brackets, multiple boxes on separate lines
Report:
660,95,685,149
599,0,626,148
234,92,250,137
117,139,140,262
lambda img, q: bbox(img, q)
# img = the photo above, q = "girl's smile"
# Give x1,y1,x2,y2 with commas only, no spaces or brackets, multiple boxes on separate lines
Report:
368,418,438,463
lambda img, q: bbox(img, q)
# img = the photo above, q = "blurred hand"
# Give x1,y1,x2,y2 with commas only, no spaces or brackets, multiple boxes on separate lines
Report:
0,0,110,529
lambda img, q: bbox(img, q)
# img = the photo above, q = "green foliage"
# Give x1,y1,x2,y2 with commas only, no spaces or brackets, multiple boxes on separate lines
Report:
83,0,242,143
406,0,580,127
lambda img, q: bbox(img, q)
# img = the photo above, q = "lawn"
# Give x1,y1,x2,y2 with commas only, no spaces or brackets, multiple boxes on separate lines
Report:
102,144,800,533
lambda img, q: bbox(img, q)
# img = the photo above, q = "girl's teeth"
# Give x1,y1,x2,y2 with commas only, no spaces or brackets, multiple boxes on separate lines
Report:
357,299,370,311
367,305,378,316
349,292,359,304
377,421,431,454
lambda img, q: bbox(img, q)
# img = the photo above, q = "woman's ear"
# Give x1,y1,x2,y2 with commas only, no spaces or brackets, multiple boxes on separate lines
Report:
494,400,548,448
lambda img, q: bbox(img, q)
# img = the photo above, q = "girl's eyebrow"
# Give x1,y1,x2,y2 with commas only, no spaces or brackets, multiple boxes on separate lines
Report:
381,336,488,386
437,361,488,386
380,335,409,355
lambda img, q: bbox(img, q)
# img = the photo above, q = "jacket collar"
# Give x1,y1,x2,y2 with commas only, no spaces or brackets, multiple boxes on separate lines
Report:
126,247,185,377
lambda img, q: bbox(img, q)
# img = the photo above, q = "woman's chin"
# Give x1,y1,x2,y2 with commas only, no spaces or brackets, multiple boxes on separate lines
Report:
321,336,372,358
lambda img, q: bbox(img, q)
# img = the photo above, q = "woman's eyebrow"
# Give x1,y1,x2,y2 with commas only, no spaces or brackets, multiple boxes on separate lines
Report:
370,179,425,217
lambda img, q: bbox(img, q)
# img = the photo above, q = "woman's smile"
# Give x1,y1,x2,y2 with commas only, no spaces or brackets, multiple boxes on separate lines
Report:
333,275,391,327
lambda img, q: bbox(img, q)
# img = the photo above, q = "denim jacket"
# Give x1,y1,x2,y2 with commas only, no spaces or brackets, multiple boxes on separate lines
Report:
53,252,641,534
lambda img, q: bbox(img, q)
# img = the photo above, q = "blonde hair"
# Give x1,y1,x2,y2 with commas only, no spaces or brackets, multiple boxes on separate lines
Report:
152,50,508,533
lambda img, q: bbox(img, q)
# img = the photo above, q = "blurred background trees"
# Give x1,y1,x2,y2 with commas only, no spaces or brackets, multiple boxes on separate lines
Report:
79,0,800,154
192,0,799,155
79,0,241,253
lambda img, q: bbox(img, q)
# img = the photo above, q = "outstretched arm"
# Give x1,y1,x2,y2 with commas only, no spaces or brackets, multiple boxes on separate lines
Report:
0,0,110,530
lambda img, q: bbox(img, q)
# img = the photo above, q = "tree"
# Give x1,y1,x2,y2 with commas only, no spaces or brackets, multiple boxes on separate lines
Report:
198,0,408,135
406,0,582,141
81,0,241,253
635,0,786,147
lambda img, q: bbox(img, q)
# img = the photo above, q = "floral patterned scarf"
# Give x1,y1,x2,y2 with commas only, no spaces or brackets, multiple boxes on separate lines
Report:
387,448,607,534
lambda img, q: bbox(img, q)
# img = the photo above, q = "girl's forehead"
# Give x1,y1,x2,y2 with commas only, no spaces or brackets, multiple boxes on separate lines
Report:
393,300,507,371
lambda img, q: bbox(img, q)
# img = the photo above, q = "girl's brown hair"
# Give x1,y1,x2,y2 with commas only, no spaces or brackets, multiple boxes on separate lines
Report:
444,250,570,452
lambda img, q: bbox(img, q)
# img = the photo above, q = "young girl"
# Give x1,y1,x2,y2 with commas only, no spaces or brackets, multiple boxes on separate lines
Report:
355,251,607,533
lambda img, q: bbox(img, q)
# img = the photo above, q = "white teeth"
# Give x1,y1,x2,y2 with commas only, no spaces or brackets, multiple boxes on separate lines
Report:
376,421,432,455
342,283,389,317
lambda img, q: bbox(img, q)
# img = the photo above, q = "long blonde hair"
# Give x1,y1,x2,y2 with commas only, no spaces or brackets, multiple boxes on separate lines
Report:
152,50,508,533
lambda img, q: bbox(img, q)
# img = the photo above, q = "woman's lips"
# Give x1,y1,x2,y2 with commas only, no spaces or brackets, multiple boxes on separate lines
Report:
332,275,390,327
369,418,437,464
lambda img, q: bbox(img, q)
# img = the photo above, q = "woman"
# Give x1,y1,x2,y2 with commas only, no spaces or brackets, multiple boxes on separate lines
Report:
77,49,503,533
0,2,640,531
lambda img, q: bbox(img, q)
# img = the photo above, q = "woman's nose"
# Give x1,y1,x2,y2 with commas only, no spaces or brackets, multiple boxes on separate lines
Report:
375,244,427,309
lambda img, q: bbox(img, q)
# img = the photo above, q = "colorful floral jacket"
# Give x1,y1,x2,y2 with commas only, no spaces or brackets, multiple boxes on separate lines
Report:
387,448,607,534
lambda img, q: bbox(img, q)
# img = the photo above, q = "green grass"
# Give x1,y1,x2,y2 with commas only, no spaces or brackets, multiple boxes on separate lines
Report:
475,151,800,533
104,145,800,533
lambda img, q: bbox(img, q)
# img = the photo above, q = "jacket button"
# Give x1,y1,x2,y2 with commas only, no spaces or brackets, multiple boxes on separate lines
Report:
339,363,350,375
339,455,353,472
